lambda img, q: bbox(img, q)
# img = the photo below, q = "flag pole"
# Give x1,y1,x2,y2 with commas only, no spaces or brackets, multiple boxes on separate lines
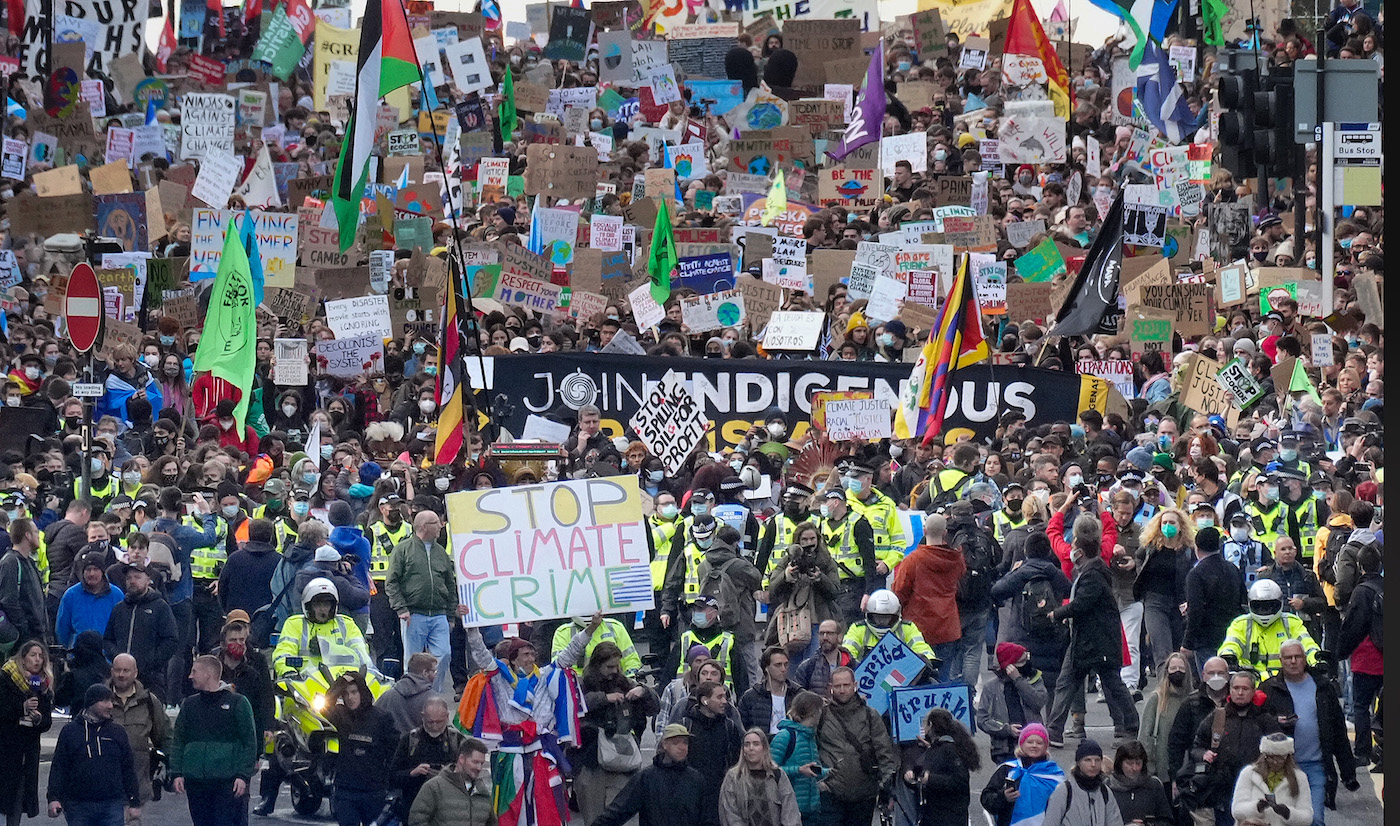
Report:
421,82,494,434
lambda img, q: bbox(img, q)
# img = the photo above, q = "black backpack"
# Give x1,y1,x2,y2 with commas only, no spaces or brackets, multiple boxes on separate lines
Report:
927,470,972,511
1317,528,1351,585
699,558,745,629
953,524,999,609
1020,575,1059,639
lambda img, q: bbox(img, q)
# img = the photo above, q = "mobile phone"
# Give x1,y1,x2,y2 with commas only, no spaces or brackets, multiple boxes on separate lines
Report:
1004,777,1020,792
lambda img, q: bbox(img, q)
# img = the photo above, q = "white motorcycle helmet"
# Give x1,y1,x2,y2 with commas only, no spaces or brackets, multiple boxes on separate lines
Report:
302,577,340,618
865,589,902,634
1247,579,1284,626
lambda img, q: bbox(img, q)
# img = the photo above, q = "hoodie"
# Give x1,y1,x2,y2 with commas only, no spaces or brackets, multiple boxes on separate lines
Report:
375,671,440,735
217,539,281,618
48,712,140,807
56,577,125,648
270,540,315,625
328,525,374,614
54,630,112,709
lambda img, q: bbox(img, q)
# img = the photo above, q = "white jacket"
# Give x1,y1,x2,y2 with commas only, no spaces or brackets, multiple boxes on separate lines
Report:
1230,766,1313,826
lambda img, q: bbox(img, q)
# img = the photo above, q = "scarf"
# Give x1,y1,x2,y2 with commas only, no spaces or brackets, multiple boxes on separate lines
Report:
502,664,542,713
1264,770,1288,791
2,658,46,694
1004,757,1065,826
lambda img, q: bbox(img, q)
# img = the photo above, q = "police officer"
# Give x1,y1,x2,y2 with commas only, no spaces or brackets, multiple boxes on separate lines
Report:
1277,466,1325,568
271,578,375,677
1245,468,1291,549
755,483,814,588
1217,579,1321,679
549,613,642,676
818,490,879,625
367,493,411,667
1275,430,1313,479
646,490,686,678
991,482,1028,544
250,478,298,553
674,595,736,686
841,588,937,664
845,463,906,574
1222,511,1272,590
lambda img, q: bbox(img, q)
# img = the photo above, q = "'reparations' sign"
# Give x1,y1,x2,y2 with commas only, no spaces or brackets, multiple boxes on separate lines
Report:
448,477,653,626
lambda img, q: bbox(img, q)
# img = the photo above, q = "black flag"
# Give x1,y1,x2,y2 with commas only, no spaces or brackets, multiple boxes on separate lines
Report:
1048,192,1125,338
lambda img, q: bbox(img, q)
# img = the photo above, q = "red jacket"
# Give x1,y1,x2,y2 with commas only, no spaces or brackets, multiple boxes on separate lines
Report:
1047,509,1119,580
891,543,966,645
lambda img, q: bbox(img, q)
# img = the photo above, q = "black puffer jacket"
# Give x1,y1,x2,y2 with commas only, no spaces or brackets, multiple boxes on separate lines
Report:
1189,701,1280,806
102,589,179,702
1050,556,1122,669
679,704,744,822
990,556,1070,673
592,753,707,826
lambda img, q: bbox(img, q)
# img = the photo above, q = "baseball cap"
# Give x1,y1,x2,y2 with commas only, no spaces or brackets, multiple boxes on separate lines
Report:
263,478,288,497
660,724,692,740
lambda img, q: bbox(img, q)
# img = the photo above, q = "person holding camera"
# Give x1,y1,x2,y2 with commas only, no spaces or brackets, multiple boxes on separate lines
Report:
389,696,464,819
1230,734,1313,826
764,522,840,661
814,667,896,826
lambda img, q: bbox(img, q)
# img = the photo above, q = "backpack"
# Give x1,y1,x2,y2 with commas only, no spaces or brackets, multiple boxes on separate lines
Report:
1019,575,1059,639
699,558,745,629
1062,776,1112,811
1356,578,1383,652
927,470,972,511
952,523,999,609
1317,528,1351,585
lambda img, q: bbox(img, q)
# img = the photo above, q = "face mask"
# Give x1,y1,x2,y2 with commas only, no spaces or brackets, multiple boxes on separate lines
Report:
933,148,947,162
691,611,711,628
292,500,311,515
649,470,665,483
219,418,235,431
590,118,603,130
1279,448,1297,462
843,476,863,493
4,396,17,407
1305,257,1317,268
90,458,104,474
420,400,437,414
819,504,831,519
224,640,246,659
302,470,319,485
692,504,709,516
1161,522,1179,539
1264,485,1280,501
1005,499,1024,513
424,366,437,376
897,60,912,72
1196,517,1214,530
413,341,427,355
434,477,451,491
1230,526,1250,542
159,335,176,346
122,471,141,484
889,444,904,459
695,536,714,550
280,403,300,418
164,365,180,377
1167,670,1186,687
767,422,785,437
23,366,40,380
729,459,743,472
1065,474,1083,488
660,504,678,518
1189,446,1203,460
879,332,895,347
320,445,335,460
1253,250,1268,262
221,505,240,518
1205,674,1229,692
1082,79,1096,89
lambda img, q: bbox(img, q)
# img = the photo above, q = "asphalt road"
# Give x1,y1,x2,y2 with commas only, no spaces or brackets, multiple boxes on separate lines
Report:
35,693,1383,826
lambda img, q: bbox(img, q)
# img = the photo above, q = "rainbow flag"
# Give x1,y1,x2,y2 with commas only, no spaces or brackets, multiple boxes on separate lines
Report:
894,254,989,446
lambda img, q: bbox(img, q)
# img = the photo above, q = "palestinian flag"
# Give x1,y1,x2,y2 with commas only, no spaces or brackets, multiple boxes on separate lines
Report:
329,0,422,252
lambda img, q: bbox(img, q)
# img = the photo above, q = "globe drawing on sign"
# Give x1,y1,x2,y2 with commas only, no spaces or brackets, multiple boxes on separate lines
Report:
549,240,573,265
674,153,694,178
1162,234,1179,259
748,156,771,176
748,103,783,130
717,302,741,327
836,180,868,198
603,43,623,70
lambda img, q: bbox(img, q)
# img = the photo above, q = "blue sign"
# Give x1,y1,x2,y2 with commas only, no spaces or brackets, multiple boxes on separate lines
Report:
890,683,976,743
852,630,927,715
685,80,745,117
676,253,735,294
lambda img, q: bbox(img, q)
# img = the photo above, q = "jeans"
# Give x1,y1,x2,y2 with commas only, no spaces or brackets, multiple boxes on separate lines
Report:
1352,671,1383,756
734,639,761,696
184,779,246,826
1045,652,1140,738
62,800,124,826
1298,759,1326,826
949,607,989,685
331,787,386,826
402,614,451,694
167,598,195,704
933,642,959,681
1119,601,1144,690
1142,593,1182,673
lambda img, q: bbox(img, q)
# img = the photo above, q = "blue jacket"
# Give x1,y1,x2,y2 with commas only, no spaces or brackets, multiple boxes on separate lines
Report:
47,714,140,807
55,581,125,649
328,526,373,615
149,515,218,604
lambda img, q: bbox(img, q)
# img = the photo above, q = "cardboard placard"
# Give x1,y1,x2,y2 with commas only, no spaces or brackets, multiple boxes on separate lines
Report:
1179,353,1240,427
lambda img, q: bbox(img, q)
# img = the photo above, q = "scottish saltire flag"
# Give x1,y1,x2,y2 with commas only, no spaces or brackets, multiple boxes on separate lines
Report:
1136,39,1196,144
1002,758,1067,826
1090,0,1179,69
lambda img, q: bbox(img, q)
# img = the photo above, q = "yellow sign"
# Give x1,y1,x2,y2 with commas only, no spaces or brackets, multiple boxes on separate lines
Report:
917,0,1013,36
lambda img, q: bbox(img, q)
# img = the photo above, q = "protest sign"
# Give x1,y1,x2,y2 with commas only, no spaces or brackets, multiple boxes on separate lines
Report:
1077,359,1135,399
890,684,976,742
324,295,393,340
495,270,565,314
630,369,709,473
1215,357,1265,408
190,152,244,207
93,193,148,253
1126,307,1174,358
189,209,298,287
853,631,928,715
866,275,908,322
180,93,236,161
997,116,1066,163
1006,281,1056,323
447,476,652,626
1179,353,1239,426
676,253,735,293
1310,333,1334,367
762,311,826,350
1128,280,1211,338
764,235,809,290
736,274,781,330
314,332,384,378
1006,219,1046,249
824,397,892,441
880,132,927,174
272,338,309,385
680,289,745,333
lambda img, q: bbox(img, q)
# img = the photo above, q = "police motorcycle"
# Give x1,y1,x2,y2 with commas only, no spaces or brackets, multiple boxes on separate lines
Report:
270,578,390,815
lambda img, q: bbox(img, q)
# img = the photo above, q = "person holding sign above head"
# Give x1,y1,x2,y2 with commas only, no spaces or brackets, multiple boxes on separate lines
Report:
460,613,601,826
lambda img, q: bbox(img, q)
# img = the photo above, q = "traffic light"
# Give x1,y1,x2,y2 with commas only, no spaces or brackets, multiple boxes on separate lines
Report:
1217,61,1260,181
1252,66,1295,176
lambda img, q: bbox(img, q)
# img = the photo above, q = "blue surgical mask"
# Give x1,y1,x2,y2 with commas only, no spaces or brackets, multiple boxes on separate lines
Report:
424,366,437,376
1082,79,1096,89
221,505,240,518
292,501,310,516
303,471,318,484
897,60,912,72
649,470,665,482
159,335,176,346
843,476,862,492
320,445,334,459
692,504,709,516
659,504,678,518
413,341,427,355
695,536,713,550
819,504,830,519
590,118,603,130
691,611,711,628
879,333,894,347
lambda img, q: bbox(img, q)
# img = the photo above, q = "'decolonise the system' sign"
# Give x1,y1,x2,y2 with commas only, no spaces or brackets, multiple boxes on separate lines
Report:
447,477,654,626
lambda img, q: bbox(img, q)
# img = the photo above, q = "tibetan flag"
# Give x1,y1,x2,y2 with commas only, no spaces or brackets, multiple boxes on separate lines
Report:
1003,0,1074,120
896,254,989,446
647,197,677,304
761,169,786,227
192,216,257,431
499,65,518,147
328,0,422,252
827,41,884,161
433,260,470,464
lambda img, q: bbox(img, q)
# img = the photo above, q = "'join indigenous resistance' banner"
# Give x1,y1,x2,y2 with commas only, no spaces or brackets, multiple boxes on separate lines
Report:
447,477,653,626
487,353,1110,448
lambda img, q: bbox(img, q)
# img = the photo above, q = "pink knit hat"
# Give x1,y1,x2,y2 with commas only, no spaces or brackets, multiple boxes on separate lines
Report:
1019,723,1050,747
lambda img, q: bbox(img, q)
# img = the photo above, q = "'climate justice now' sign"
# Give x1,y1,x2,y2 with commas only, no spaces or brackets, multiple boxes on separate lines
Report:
447,477,653,626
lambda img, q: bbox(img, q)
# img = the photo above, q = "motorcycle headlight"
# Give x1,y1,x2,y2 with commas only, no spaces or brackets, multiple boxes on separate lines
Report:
311,694,327,712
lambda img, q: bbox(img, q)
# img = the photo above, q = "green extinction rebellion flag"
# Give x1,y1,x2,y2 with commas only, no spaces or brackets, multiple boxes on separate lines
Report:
251,0,315,80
